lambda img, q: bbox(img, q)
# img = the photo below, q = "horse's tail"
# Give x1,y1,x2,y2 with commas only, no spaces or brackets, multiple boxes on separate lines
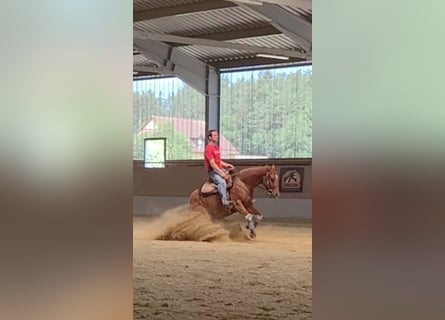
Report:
189,189,201,210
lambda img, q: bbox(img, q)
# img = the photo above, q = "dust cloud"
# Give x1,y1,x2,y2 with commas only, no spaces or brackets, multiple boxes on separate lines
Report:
133,205,249,242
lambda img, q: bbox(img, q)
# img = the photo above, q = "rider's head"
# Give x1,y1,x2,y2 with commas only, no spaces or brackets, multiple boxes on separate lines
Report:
207,130,219,144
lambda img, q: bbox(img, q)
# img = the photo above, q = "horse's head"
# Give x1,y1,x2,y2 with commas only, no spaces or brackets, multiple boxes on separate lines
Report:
263,165,280,198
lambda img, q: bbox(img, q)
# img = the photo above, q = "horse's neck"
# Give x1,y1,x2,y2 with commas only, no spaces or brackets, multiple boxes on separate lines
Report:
238,167,266,189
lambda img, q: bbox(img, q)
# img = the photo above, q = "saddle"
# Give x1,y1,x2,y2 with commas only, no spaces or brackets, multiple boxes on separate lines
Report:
199,174,234,198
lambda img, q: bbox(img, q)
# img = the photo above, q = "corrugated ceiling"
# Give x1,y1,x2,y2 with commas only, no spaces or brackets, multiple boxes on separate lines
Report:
133,0,312,78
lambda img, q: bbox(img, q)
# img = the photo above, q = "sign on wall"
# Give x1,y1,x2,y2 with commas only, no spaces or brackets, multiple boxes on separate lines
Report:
279,167,304,192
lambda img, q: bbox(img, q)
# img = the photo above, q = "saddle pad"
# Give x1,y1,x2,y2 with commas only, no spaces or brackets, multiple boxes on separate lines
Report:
200,181,217,194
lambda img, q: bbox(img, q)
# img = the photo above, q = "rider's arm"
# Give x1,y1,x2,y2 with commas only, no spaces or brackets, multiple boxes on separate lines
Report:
209,159,227,178
221,160,234,170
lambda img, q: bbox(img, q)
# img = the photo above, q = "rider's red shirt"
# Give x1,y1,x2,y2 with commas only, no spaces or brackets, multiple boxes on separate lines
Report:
204,144,222,171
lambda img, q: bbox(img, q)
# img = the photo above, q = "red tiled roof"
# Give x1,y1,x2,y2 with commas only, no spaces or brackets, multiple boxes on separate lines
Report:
140,115,240,157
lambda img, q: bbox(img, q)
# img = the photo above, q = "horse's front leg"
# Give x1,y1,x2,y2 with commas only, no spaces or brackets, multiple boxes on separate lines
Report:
233,200,257,239
248,206,264,223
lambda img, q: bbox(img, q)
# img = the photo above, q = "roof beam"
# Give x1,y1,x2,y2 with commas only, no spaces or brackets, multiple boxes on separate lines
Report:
189,25,281,41
243,2,312,52
209,56,306,69
134,30,306,59
136,26,281,51
133,66,174,75
168,25,281,49
264,0,311,9
134,0,236,22
229,0,311,10
134,37,209,94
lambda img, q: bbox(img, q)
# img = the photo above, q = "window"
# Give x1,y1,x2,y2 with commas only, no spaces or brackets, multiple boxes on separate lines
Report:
144,138,166,168
133,64,312,162
220,65,312,159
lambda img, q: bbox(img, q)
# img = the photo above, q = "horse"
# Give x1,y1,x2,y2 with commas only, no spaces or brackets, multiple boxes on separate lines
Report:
188,165,280,239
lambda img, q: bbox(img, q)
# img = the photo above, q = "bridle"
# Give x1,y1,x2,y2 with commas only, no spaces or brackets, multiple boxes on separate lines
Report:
259,170,276,195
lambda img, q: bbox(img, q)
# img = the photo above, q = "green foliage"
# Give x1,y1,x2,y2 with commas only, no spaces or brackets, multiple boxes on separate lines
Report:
220,67,312,158
133,90,160,134
166,84,205,120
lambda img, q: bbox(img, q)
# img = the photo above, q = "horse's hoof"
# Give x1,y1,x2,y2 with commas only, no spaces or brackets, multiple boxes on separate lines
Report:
248,232,256,240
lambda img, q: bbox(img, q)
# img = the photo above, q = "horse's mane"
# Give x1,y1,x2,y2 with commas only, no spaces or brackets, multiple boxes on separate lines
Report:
230,165,273,191
235,166,269,184
238,165,267,175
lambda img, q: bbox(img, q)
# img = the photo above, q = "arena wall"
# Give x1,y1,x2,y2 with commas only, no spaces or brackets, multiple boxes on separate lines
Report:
133,159,312,220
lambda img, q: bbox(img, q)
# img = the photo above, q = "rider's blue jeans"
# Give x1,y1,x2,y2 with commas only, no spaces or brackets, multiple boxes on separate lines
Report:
208,170,228,203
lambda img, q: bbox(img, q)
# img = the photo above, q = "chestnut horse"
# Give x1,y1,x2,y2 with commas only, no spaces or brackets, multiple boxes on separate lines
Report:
189,165,280,239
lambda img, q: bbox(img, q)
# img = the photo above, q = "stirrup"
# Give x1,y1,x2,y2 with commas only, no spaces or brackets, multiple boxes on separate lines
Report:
222,199,234,207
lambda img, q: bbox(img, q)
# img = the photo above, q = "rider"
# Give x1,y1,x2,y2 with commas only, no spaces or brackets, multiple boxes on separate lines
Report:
204,129,235,208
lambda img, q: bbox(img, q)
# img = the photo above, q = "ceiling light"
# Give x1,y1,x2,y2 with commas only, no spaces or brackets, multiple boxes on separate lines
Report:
232,0,263,5
256,53,290,60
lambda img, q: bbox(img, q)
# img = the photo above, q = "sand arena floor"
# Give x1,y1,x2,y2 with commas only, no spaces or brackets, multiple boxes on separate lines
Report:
133,206,312,320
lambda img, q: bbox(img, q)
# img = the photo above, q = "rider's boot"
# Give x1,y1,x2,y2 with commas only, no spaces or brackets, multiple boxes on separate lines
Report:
222,199,234,209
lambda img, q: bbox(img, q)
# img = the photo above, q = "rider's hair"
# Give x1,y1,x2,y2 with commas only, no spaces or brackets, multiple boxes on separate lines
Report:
207,129,217,139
